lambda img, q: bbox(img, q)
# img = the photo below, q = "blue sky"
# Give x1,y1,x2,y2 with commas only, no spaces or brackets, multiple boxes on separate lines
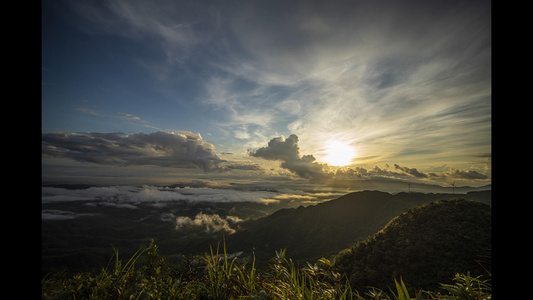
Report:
42,0,491,188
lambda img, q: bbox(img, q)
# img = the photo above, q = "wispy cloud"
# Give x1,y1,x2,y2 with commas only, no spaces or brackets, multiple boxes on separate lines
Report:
118,112,145,123
66,1,490,156
118,112,162,130
74,108,99,116
48,0,490,185
73,109,163,131
68,0,201,62
191,0,490,166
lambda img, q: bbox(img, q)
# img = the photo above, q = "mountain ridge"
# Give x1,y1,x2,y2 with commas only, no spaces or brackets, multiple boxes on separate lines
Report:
335,198,491,291
42,188,491,276
223,190,491,265
329,179,491,194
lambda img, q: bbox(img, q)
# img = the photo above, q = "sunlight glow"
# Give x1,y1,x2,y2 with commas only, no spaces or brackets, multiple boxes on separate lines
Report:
323,141,356,166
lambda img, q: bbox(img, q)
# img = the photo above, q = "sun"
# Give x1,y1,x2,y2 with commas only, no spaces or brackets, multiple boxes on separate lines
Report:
323,141,356,167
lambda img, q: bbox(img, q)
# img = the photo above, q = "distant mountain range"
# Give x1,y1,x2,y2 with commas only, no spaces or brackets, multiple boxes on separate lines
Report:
42,187,491,277
223,190,491,266
330,179,491,194
43,180,491,195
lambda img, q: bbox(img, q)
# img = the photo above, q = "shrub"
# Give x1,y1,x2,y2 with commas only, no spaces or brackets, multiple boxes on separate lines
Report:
335,199,491,292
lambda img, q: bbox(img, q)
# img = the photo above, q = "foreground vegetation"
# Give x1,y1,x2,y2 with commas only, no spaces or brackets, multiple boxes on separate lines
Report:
42,240,491,299
43,198,491,299
335,199,491,293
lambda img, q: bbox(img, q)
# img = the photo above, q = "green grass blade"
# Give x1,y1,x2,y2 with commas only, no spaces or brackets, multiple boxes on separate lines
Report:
394,277,410,300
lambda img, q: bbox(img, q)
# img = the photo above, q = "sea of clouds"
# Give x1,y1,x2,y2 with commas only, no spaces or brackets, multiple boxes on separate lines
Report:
43,185,292,205
41,185,343,233
41,185,343,206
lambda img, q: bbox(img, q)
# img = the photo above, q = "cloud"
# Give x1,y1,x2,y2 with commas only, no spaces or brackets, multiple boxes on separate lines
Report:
41,186,85,203
428,169,488,181
42,210,99,220
449,169,488,180
233,127,251,140
42,185,348,212
67,0,201,65
250,134,490,186
201,76,278,137
117,113,162,130
215,0,490,167
42,131,224,172
75,108,99,116
72,109,163,131
41,185,281,206
249,134,329,182
336,163,489,183
223,163,263,171
61,0,490,169
281,155,328,182
250,134,300,162
174,212,242,234
394,164,428,178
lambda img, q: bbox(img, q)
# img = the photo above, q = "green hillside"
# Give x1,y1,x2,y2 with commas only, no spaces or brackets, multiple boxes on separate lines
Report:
225,191,491,266
42,190,491,278
335,198,491,292
43,197,493,299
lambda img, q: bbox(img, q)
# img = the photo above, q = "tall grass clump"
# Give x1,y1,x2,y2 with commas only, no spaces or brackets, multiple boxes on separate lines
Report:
41,240,195,299
42,240,491,299
264,248,354,299
202,238,259,299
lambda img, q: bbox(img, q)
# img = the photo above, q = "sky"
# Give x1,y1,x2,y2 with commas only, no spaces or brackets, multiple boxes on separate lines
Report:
42,0,491,190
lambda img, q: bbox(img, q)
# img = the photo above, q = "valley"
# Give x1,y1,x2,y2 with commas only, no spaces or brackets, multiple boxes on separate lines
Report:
42,187,491,277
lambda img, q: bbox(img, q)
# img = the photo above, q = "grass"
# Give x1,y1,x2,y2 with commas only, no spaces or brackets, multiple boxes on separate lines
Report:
42,240,491,299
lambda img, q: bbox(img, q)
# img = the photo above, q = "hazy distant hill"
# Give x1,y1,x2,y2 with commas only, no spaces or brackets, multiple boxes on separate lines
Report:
330,179,491,194
224,190,491,265
335,198,491,292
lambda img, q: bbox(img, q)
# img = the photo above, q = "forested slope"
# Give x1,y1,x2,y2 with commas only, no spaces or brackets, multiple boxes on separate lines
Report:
225,191,491,265
335,198,491,292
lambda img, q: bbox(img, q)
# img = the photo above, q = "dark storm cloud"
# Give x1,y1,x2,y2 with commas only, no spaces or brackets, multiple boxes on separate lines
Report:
42,131,224,172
